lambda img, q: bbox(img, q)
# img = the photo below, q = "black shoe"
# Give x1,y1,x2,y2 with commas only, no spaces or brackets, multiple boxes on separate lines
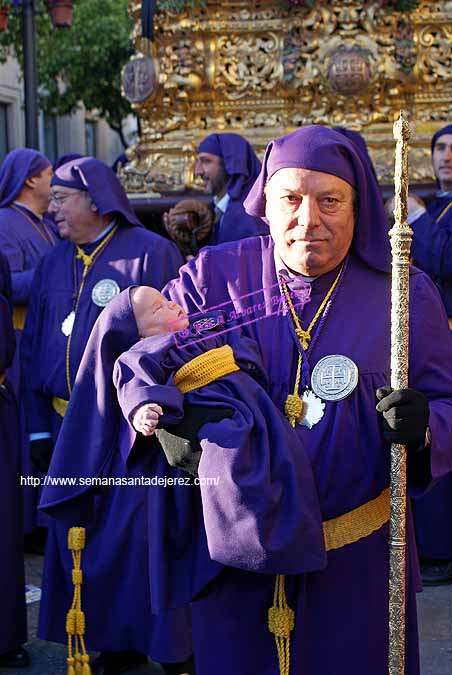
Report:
421,560,452,586
91,650,148,675
0,647,30,668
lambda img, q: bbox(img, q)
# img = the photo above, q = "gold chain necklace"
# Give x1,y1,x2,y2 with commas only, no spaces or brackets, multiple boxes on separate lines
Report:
281,263,344,427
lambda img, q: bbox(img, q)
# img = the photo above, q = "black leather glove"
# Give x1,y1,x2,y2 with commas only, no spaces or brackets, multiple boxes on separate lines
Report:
30,437,54,474
155,404,234,476
375,386,430,450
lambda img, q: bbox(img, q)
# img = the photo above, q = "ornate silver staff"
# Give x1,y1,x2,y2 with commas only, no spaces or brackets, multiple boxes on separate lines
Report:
388,112,412,675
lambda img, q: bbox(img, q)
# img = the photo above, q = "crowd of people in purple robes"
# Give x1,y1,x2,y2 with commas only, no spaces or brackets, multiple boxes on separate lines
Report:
0,122,451,675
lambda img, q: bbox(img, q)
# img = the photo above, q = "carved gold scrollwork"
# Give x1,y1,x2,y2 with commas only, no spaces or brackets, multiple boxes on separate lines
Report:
123,0,452,193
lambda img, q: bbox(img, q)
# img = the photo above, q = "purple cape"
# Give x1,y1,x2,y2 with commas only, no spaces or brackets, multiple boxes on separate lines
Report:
158,233,452,675
114,322,326,613
51,156,143,228
0,149,51,208
198,133,261,200
0,251,27,654
244,124,391,273
38,288,191,659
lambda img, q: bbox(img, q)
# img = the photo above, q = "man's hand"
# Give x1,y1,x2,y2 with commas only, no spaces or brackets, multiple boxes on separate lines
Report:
376,386,430,449
132,403,163,436
30,438,54,474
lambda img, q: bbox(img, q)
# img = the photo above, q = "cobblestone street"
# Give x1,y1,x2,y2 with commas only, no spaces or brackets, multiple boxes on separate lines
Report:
0,554,451,674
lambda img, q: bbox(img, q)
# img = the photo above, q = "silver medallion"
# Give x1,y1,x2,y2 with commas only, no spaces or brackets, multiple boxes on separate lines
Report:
61,310,75,337
299,389,325,429
91,279,120,307
311,355,359,402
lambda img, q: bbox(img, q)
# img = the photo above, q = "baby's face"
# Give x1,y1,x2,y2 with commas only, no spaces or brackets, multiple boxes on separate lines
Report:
131,287,189,337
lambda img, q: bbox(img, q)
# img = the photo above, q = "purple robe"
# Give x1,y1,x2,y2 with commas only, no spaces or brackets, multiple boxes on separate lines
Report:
21,225,186,657
114,319,327,614
38,289,191,661
151,234,452,675
0,251,27,654
0,203,58,533
409,196,452,558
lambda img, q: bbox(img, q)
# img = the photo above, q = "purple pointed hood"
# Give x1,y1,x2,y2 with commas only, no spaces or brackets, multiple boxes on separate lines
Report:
198,133,261,201
51,156,142,227
244,125,391,273
0,149,51,208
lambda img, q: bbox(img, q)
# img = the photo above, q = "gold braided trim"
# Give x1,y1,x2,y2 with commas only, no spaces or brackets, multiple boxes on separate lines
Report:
0,373,5,386
323,487,390,552
13,305,27,330
53,396,69,418
173,344,239,394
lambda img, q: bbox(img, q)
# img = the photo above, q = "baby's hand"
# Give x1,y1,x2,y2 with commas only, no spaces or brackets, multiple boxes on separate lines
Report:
132,403,164,436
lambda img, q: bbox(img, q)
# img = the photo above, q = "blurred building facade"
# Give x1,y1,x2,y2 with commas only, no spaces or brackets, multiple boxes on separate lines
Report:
0,55,136,164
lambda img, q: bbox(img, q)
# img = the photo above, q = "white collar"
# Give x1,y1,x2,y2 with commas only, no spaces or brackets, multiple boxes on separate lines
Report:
273,247,318,283
213,192,230,213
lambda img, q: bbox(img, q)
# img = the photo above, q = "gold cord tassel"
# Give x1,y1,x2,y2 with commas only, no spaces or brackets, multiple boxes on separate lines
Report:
284,354,303,427
66,527,91,675
268,574,295,675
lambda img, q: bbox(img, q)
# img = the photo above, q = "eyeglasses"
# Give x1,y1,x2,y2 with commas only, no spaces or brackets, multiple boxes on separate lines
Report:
48,192,78,206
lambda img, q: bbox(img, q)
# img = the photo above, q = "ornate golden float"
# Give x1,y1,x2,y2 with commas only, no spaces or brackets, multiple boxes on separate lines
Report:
122,0,452,193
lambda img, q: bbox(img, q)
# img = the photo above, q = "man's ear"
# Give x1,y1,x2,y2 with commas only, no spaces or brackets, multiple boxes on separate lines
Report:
24,175,38,190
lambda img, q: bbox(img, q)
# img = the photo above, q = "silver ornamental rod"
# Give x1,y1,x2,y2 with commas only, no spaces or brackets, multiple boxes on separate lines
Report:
388,112,412,675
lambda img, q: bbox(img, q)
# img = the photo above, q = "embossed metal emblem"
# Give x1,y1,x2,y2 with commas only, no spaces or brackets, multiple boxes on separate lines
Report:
91,279,120,307
311,355,359,402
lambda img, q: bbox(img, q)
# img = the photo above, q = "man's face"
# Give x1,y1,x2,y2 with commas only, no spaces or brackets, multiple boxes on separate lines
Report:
194,152,229,197
131,286,189,337
48,187,98,244
432,133,452,191
27,166,53,210
265,168,355,277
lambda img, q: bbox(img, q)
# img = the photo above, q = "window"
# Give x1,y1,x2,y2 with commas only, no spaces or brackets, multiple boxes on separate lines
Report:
85,121,97,157
0,103,9,162
43,114,58,163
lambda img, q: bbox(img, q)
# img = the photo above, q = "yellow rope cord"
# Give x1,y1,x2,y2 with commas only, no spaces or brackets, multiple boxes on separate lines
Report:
66,527,91,675
437,200,452,224
281,263,344,427
268,574,294,675
65,226,118,396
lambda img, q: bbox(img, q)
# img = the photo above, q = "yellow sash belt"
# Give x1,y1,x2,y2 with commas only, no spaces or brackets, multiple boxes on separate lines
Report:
13,305,27,330
174,344,239,393
52,396,69,418
323,487,389,551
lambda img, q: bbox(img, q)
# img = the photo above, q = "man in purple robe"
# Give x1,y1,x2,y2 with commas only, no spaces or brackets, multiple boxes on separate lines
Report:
0,250,29,669
20,156,186,674
116,126,452,675
0,148,57,535
395,123,452,584
165,133,268,252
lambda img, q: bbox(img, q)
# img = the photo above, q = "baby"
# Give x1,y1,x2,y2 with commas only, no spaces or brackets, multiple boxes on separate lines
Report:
130,285,190,437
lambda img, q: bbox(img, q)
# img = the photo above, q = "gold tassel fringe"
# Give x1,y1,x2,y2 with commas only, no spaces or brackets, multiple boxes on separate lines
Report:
268,574,294,675
66,527,91,675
